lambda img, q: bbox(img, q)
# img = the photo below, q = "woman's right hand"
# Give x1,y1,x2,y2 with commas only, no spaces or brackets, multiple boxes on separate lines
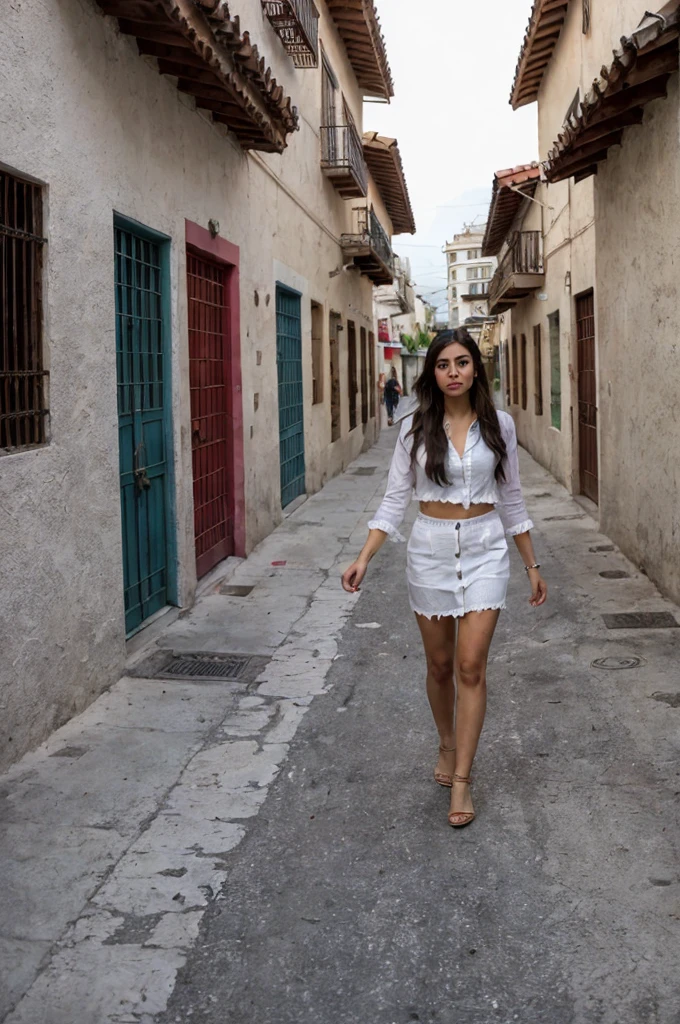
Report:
341,560,368,593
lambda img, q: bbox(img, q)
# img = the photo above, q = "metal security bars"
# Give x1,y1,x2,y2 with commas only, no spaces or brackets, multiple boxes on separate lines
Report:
0,171,48,452
262,0,319,67
320,122,368,198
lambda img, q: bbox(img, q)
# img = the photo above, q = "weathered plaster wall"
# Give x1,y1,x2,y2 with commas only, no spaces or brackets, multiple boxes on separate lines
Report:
0,0,385,767
504,0,596,497
594,77,680,604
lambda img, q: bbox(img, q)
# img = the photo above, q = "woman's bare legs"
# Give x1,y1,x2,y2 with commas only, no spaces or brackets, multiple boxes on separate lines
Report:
449,608,500,823
415,613,457,783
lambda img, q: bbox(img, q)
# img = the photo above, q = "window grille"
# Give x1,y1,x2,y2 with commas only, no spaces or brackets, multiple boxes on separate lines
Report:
1,171,48,452
368,330,375,418
360,326,368,425
511,335,519,405
533,324,543,415
520,334,528,410
347,319,357,430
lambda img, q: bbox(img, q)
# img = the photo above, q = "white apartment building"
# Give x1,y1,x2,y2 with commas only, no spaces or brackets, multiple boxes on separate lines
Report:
444,226,497,340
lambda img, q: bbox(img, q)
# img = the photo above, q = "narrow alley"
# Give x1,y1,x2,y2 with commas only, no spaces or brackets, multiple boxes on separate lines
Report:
2,427,679,1024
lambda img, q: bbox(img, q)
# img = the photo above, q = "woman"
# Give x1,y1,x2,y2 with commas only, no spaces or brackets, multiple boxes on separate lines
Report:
341,329,547,828
384,366,402,425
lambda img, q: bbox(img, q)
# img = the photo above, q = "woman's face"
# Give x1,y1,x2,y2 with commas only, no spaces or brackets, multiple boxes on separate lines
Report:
434,342,475,398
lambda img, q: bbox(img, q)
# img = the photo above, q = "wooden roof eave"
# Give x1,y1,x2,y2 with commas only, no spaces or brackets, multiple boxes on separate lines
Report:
96,0,299,153
544,8,680,184
326,0,394,100
362,133,416,235
510,0,570,109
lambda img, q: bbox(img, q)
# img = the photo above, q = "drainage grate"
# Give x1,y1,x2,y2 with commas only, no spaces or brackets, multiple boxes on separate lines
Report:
352,467,377,476
544,513,586,521
602,612,679,630
158,654,252,679
599,570,630,580
591,656,645,671
220,584,255,597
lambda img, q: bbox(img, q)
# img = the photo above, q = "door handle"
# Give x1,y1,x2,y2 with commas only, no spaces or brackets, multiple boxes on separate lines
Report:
135,467,152,491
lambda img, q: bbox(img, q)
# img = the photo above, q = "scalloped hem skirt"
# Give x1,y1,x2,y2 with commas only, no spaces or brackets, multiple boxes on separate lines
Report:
407,510,510,620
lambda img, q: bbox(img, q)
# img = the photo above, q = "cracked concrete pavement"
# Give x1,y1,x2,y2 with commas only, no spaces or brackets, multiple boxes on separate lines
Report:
2,425,680,1023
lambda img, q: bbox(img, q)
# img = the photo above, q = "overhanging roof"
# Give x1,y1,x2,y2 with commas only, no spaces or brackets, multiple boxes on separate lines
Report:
544,4,680,183
326,0,393,100
510,0,570,109
482,164,541,256
96,0,299,152
362,133,416,234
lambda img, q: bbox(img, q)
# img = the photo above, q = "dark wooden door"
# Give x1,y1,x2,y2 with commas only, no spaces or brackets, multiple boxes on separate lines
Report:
576,291,598,503
188,251,233,578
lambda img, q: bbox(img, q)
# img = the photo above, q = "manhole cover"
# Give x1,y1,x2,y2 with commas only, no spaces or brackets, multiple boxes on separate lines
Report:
220,584,255,597
157,654,252,679
591,656,645,670
599,570,630,579
352,467,377,476
602,612,679,630
590,544,615,553
651,692,680,708
544,513,586,522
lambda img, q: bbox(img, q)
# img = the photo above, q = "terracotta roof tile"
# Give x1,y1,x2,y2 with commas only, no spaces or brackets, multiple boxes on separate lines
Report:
97,0,299,152
482,163,541,256
326,0,393,100
544,4,680,182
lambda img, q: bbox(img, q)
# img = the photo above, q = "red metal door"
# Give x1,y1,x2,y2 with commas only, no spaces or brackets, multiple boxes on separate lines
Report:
188,251,233,577
576,291,598,503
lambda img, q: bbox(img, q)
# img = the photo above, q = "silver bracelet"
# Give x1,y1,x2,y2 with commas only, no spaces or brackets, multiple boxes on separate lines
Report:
524,563,541,572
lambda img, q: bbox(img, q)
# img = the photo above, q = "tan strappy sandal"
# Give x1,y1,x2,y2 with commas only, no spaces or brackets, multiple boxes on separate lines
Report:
434,745,456,788
448,774,475,828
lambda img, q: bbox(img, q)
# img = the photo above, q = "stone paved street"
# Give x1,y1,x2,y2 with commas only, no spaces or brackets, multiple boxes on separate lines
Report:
2,427,680,1024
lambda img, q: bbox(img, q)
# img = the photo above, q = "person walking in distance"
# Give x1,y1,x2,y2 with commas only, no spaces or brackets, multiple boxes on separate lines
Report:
341,329,547,827
384,366,402,426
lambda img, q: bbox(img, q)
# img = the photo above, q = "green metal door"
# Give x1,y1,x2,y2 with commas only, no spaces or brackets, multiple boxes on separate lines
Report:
276,285,305,507
115,224,170,634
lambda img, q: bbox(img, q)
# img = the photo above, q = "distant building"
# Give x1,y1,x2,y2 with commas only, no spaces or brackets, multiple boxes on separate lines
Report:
444,226,497,342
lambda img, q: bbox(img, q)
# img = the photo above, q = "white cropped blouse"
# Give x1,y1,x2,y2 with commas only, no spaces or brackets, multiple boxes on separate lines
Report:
368,409,534,542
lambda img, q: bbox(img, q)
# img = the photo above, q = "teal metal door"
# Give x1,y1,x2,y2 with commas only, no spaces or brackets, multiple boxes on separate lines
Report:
115,224,170,634
276,285,305,507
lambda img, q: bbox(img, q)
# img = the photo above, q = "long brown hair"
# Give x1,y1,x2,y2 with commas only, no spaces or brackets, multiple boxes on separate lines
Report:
408,328,507,484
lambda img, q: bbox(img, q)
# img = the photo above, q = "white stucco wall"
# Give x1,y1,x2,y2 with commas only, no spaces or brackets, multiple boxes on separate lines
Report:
0,0,390,767
594,75,680,604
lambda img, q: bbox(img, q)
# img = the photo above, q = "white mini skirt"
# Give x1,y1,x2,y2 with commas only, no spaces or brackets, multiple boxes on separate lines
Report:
407,510,510,620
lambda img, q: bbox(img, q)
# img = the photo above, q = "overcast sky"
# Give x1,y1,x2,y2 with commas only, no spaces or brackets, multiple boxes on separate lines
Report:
365,0,538,313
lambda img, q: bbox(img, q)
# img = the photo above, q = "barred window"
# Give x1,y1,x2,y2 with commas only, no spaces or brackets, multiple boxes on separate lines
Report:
1,171,48,452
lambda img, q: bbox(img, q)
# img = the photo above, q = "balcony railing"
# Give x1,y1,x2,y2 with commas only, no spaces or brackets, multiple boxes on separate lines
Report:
340,205,394,285
488,231,544,313
320,122,368,199
262,0,319,68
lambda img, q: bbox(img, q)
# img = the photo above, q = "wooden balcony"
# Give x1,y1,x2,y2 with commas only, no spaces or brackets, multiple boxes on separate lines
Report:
488,231,544,314
320,123,368,199
262,0,319,68
341,206,394,285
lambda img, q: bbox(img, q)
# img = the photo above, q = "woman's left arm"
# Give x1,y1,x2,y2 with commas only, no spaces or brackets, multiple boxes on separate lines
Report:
511,531,547,607
495,413,547,607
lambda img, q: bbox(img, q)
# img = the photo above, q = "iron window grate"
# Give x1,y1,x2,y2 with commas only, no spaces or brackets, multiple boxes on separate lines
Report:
159,654,252,679
1,171,48,452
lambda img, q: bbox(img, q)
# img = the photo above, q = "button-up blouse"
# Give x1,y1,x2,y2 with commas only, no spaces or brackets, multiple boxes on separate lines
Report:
368,409,534,542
